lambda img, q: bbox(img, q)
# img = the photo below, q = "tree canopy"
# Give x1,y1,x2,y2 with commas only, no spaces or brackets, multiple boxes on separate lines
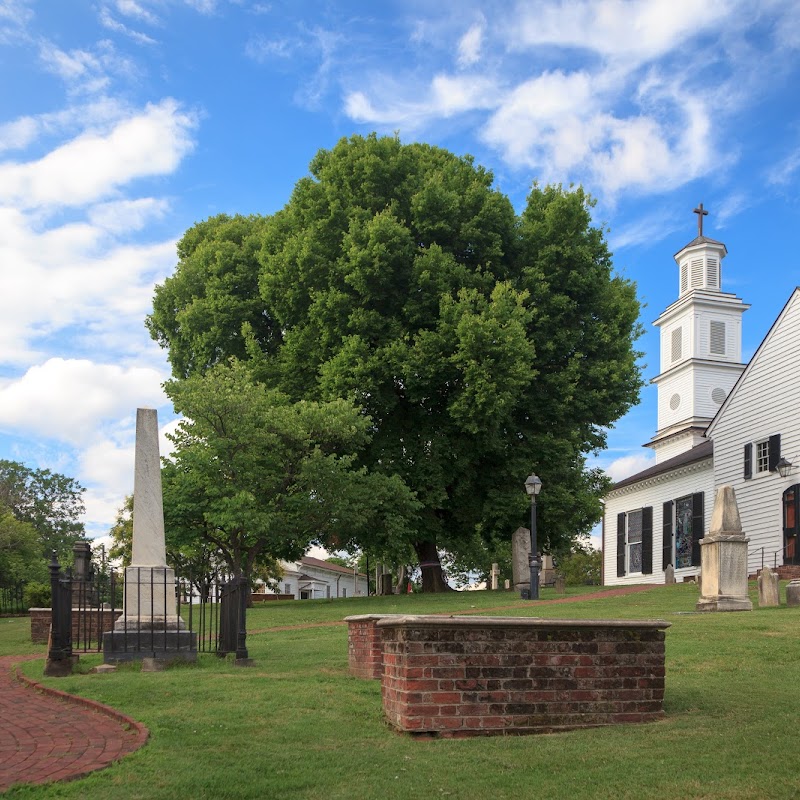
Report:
160,359,418,577
0,459,85,565
148,134,642,590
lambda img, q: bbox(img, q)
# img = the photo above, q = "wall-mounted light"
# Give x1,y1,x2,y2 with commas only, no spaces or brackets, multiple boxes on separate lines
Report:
776,457,793,478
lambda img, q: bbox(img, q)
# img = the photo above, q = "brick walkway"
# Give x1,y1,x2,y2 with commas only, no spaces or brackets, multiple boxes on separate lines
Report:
0,655,148,792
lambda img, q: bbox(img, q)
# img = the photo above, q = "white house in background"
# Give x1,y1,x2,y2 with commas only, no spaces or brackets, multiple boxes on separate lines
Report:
602,209,800,585
276,556,368,599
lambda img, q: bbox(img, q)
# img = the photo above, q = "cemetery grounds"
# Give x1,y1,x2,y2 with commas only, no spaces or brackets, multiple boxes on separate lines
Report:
1,582,799,800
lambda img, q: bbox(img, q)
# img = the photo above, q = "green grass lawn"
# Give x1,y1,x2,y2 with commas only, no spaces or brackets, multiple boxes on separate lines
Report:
3,583,800,800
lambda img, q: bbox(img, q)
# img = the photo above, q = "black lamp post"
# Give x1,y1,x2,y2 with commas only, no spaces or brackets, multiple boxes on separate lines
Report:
524,473,542,600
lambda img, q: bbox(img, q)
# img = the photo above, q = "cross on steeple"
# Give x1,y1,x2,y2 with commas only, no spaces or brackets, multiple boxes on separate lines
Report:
693,202,709,236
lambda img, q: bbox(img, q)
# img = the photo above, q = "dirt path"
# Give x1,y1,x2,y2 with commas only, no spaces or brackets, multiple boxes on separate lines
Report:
248,583,658,634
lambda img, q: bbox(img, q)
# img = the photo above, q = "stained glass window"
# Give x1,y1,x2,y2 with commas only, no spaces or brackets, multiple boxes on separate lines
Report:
628,509,643,573
675,496,693,569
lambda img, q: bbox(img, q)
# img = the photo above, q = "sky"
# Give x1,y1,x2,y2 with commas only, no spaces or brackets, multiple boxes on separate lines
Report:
1,0,799,552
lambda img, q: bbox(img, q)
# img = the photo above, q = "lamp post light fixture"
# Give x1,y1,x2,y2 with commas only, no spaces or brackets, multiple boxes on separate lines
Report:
777,457,793,478
524,473,543,600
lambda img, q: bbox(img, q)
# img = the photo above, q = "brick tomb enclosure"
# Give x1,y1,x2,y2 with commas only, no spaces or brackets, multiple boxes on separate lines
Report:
30,608,119,645
346,614,670,737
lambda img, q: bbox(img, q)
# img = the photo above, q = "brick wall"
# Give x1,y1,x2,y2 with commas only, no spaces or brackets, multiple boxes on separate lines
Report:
345,615,392,679
30,608,120,647
377,615,670,737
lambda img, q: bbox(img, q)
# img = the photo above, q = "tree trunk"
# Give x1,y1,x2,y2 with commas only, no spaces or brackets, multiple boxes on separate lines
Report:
413,540,453,592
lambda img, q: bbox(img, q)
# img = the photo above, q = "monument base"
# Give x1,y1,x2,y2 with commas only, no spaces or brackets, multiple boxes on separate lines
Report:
696,595,753,612
103,629,198,663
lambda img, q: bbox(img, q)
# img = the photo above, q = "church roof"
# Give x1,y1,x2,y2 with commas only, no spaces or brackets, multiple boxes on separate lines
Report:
610,439,713,491
674,235,726,257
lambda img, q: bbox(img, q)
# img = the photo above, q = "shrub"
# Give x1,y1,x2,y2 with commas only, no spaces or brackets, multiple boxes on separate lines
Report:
23,581,51,609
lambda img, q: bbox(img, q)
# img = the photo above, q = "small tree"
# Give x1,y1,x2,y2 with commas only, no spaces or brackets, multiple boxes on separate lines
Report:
162,358,419,578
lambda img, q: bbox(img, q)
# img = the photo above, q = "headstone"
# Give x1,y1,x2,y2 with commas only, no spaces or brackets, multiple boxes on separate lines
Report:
664,564,676,585
490,563,500,590
504,579,510,590
511,527,531,593
103,408,198,662
540,554,556,587
757,566,779,607
786,580,800,607
696,486,753,612
380,574,393,595
554,573,566,594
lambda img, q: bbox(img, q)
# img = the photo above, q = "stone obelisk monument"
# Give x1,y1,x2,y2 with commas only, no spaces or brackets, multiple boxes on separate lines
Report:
104,408,197,662
696,485,753,612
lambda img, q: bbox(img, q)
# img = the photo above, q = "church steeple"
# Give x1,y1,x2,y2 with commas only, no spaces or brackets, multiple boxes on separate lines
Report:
647,204,749,463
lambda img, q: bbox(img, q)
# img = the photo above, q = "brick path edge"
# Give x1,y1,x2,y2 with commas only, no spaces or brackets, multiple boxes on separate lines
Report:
13,662,150,759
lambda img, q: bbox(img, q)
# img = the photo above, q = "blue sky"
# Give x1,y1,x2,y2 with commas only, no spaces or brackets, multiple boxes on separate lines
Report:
1,0,799,548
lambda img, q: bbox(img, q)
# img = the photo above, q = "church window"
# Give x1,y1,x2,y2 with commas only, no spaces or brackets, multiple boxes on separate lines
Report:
711,387,726,405
663,494,704,571
675,497,694,569
671,328,682,362
669,393,681,410
710,321,726,355
756,440,770,473
616,507,652,577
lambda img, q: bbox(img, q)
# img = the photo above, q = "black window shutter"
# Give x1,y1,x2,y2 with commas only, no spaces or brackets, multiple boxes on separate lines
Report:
744,443,752,480
769,434,781,472
616,512,626,577
662,501,673,570
691,492,704,566
641,506,653,575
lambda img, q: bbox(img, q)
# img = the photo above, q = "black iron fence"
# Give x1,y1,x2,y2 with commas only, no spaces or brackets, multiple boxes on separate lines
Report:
0,580,25,616
46,555,249,665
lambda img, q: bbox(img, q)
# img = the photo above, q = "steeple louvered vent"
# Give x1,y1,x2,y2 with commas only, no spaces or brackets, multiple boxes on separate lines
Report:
707,258,719,288
710,321,726,355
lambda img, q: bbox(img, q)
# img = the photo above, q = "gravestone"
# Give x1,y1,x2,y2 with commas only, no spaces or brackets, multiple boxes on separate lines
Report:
103,408,197,662
504,579,510,590
664,564,676,585
540,554,556,587
511,527,531,593
757,566,779,607
380,574,393,595
490,563,500,590
787,580,800,607
696,486,753,612
554,573,566,594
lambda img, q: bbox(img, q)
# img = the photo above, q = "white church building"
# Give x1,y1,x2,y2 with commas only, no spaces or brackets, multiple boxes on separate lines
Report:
602,208,800,585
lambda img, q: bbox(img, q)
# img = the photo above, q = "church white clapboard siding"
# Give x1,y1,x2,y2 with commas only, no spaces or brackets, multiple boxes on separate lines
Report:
602,206,800,585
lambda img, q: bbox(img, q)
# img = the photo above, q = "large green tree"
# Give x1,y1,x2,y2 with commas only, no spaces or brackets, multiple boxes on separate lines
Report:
0,503,42,584
149,134,642,591
160,359,418,577
0,460,85,564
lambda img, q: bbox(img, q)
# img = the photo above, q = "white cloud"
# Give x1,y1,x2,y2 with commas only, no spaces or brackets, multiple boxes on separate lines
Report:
767,146,800,186
345,73,500,130
0,359,168,445
99,8,158,45
0,99,196,209
245,35,297,61
88,197,170,233
113,0,160,26
604,453,656,482
0,205,178,363
0,116,37,152
508,0,733,65
457,21,483,68
0,0,32,44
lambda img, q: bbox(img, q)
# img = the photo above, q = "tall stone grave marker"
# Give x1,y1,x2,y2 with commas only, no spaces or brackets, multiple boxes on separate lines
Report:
696,486,753,612
511,527,531,593
104,408,197,662
757,566,779,607
490,563,500,590
664,564,676,585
